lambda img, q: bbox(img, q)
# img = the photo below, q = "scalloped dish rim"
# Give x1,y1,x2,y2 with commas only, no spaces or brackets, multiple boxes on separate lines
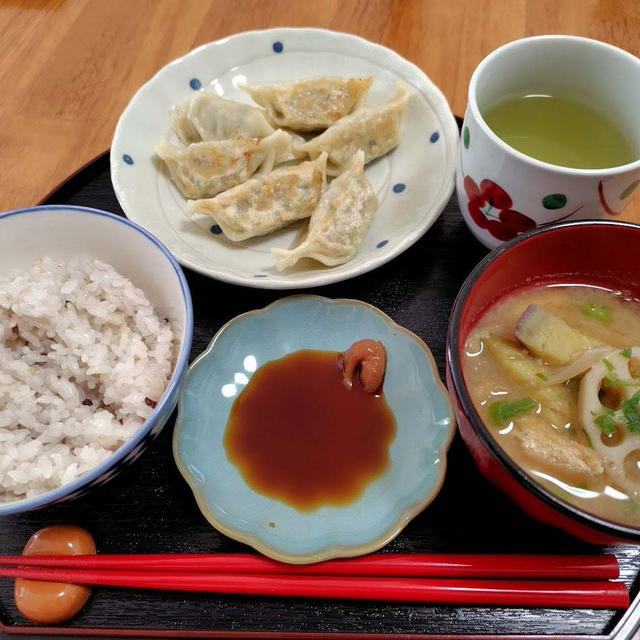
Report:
173,295,456,564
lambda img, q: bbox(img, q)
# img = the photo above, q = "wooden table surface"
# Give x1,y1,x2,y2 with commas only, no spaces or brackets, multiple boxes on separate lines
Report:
1,3,640,637
1,0,639,214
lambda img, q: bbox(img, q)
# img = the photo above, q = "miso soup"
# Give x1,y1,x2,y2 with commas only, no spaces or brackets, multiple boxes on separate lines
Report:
463,284,640,527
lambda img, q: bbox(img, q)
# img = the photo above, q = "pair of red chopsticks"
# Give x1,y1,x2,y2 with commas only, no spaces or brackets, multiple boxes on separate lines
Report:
0,552,628,608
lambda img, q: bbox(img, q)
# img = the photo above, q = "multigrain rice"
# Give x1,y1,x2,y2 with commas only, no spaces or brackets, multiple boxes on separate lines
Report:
0,257,175,502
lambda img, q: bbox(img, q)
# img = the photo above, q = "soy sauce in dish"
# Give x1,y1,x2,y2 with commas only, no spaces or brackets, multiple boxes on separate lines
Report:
224,349,396,512
14,525,95,624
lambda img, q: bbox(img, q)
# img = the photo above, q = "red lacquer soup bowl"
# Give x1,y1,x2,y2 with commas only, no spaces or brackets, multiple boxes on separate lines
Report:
446,220,640,544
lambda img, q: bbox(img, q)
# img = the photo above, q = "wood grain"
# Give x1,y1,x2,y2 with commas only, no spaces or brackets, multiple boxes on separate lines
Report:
0,0,640,216
0,0,639,212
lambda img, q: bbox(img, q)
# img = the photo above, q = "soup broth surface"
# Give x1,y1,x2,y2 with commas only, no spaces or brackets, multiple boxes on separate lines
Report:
463,285,640,528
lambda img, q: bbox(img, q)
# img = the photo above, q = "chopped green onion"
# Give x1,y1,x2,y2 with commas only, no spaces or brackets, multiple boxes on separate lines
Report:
620,347,632,358
535,372,548,381
581,302,611,323
593,391,640,435
573,481,588,490
582,428,594,449
626,497,638,512
605,372,640,387
602,359,640,387
594,413,617,435
620,390,640,433
488,397,537,426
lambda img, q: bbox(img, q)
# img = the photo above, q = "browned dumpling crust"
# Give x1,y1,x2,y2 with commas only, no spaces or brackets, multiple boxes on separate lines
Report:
298,81,409,175
185,153,328,241
272,150,377,270
155,129,293,199
240,76,373,132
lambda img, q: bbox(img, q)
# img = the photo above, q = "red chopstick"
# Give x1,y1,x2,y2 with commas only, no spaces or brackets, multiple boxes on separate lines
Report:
0,552,620,579
0,566,628,608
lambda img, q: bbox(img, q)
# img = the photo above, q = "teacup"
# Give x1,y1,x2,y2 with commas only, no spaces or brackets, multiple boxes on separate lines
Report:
456,36,640,249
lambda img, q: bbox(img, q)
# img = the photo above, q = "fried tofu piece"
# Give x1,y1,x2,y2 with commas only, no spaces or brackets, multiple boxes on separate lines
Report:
512,415,603,480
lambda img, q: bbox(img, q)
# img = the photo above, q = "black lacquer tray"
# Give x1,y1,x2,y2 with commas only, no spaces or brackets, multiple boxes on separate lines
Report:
0,151,639,639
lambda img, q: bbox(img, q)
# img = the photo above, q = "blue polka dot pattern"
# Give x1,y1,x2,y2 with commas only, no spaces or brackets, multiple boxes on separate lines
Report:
272,41,283,53
376,240,388,249
210,225,222,235
123,154,134,165
392,183,405,193
190,78,202,90
430,131,440,143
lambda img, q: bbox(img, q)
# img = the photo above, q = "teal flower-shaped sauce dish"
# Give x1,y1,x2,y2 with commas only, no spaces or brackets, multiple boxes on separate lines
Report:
174,296,455,563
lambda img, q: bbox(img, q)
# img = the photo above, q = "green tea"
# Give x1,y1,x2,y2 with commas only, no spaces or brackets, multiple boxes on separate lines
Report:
482,92,635,169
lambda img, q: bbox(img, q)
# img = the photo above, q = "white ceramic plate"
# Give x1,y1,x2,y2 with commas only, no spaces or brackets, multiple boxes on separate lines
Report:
111,28,458,289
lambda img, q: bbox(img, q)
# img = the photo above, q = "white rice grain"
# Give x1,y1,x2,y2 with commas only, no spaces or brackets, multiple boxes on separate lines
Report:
0,257,175,502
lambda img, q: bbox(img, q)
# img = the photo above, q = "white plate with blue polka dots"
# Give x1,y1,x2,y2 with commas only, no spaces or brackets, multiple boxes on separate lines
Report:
111,28,458,289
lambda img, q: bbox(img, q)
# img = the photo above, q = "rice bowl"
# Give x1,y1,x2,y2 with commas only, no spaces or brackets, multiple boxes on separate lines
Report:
0,205,192,515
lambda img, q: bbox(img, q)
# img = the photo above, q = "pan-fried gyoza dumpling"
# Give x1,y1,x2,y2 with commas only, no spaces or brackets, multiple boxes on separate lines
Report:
155,129,293,199
169,91,275,144
185,153,328,241
272,151,377,270
297,81,409,175
239,76,373,132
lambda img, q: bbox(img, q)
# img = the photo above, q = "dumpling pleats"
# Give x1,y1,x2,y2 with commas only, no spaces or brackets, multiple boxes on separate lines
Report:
155,129,293,199
297,81,409,175
185,153,328,242
169,91,275,144
240,76,372,132
272,150,377,270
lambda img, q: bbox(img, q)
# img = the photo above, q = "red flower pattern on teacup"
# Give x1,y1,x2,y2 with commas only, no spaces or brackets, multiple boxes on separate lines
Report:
464,176,536,241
